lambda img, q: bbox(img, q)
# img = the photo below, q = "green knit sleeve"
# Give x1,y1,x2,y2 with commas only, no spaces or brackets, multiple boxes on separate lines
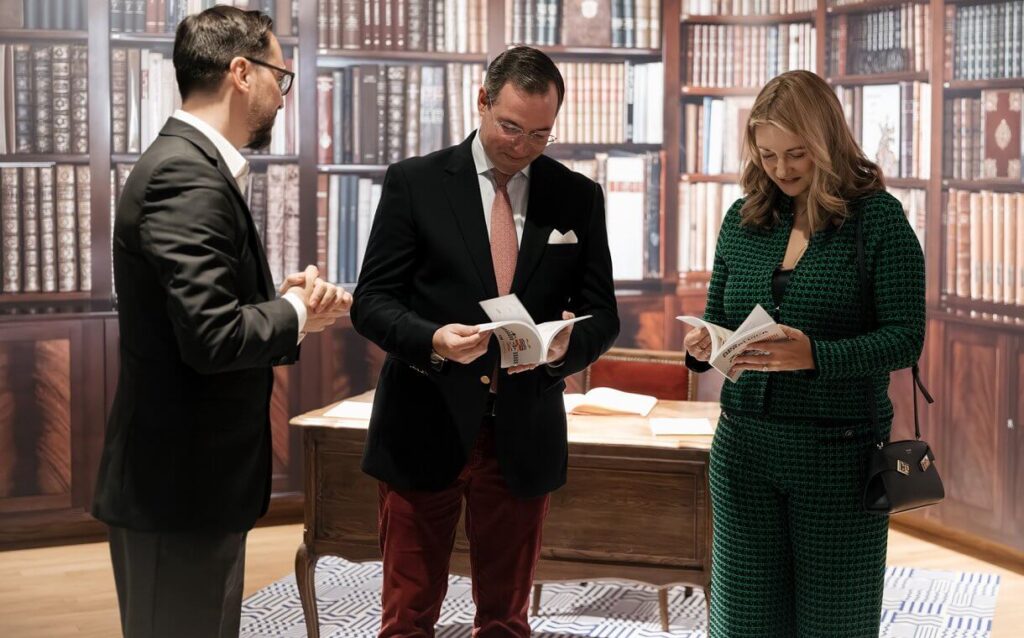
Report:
810,195,926,380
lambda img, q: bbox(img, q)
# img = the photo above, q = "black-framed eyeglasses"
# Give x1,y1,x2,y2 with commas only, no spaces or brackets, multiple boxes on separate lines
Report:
244,57,294,96
486,98,556,146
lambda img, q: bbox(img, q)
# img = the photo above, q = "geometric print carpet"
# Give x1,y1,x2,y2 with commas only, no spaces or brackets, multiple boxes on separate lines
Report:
240,558,1000,638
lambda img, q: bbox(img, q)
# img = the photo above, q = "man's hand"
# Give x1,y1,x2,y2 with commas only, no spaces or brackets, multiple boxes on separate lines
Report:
509,310,574,375
279,265,353,314
283,265,352,333
728,325,815,374
432,324,492,365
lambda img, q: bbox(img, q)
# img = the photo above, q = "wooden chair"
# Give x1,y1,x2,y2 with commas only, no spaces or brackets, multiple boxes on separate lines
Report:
535,347,700,632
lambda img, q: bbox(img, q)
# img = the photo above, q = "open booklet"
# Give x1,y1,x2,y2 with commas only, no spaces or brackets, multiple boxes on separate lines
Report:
676,304,787,382
562,387,658,417
477,294,591,368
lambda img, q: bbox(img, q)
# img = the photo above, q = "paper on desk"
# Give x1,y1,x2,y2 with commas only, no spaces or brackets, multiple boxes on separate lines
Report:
323,400,373,420
649,417,714,436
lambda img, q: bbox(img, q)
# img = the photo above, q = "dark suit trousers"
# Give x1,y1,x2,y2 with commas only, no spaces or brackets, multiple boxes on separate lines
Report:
377,413,550,638
107,526,247,638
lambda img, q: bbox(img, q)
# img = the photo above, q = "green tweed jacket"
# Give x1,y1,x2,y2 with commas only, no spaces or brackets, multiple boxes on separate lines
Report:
688,190,926,421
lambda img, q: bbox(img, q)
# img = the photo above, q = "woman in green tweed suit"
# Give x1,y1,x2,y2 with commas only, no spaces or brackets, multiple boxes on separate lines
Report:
683,70,926,637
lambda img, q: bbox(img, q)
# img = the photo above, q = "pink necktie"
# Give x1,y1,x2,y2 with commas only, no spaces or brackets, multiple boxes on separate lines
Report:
490,170,517,295
490,170,517,392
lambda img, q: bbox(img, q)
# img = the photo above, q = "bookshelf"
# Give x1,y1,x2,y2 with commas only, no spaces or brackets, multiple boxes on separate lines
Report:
0,0,1022,560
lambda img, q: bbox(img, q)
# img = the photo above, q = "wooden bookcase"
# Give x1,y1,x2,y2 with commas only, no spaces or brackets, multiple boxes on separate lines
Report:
1,0,1022,561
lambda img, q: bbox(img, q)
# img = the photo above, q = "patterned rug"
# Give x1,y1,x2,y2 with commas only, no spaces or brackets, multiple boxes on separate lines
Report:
241,558,1000,637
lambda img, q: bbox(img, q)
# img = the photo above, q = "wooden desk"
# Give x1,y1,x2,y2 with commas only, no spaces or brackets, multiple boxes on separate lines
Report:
290,392,719,637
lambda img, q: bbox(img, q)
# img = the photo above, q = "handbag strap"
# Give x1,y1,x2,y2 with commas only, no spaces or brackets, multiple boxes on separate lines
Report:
854,212,933,445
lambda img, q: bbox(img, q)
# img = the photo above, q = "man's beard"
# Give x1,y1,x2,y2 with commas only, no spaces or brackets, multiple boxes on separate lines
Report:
245,105,277,151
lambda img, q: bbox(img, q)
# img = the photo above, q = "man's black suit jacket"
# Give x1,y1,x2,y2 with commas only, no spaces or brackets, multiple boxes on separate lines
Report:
351,132,620,498
92,118,300,533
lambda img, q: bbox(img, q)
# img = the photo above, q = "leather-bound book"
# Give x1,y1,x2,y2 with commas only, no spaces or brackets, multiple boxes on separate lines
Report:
981,89,1022,180
563,0,611,48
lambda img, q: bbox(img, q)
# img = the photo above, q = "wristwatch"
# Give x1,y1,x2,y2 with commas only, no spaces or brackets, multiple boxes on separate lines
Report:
429,350,446,372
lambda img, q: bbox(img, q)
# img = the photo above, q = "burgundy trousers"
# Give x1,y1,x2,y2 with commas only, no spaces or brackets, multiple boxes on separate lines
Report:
377,418,550,638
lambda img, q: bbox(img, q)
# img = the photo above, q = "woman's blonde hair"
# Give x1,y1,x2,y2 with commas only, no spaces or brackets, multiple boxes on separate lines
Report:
739,70,885,230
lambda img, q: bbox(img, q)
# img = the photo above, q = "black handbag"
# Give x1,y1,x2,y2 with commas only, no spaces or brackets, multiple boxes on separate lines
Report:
854,212,944,516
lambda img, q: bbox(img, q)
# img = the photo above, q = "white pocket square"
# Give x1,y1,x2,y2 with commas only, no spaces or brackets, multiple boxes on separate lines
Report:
547,229,578,245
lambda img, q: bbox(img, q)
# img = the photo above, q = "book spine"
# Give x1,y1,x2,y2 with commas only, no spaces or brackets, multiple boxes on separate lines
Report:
385,65,405,163
317,74,334,164
55,164,78,292
341,0,361,49
70,45,88,154
13,44,33,153
111,48,128,154
283,164,300,277
50,44,71,154
20,167,40,292
76,165,90,291
36,167,57,293
264,164,285,284
405,64,420,158
1,168,20,293
33,46,53,153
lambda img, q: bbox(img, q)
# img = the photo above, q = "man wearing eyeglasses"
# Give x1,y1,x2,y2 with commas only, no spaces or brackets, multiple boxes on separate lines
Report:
352,46,619,636
91,7,348,637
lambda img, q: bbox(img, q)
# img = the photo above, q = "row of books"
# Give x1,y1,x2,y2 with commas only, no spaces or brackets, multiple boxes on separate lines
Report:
111,0,299,35
559,152,662,280
316,174,381,284
677,182,926,274
114,162,302,287
943,90,1023,182
944,189,1024,306
681,96,751,176
111,48,299,156
683,23,815,89
505,0,662,49
827,4,931,77
0,0,88,30
317,63,482,166
835,82,932,180
0,44,89,156
249,165,301,285
555,62,663,144
113,162,301,286
889,186,927,249
682,0,814,17
317,0,488,53
677,180,737,273
0,164,91,295
945,1,1024,82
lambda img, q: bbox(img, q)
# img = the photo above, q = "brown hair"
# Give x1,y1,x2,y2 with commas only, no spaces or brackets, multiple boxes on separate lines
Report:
484,46,565,110
173,5,274,100
739,70,885,230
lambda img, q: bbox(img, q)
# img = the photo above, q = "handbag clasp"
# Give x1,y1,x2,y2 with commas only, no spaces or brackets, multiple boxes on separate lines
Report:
897,460,911,476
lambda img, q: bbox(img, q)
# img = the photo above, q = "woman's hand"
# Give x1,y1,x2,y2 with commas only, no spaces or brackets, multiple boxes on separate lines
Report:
729,325,816,374
684,327,712,362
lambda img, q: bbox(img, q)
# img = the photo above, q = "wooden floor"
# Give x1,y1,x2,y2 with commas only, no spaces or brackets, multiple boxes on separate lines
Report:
0,523,1020,637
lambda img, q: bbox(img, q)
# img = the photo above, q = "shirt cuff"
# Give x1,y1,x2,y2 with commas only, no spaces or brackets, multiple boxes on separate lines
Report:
282,291,307,345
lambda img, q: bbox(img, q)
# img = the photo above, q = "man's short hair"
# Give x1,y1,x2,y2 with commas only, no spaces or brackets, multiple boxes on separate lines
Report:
173,5,274,100
484,46,565,110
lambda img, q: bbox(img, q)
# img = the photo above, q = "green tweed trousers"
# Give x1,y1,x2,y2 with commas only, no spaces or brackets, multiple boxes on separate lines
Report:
708,411,890,638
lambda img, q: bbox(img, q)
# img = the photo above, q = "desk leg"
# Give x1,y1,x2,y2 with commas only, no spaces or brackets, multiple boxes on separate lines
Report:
658,587,670,632
702,585,711,627
295,543,321,638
